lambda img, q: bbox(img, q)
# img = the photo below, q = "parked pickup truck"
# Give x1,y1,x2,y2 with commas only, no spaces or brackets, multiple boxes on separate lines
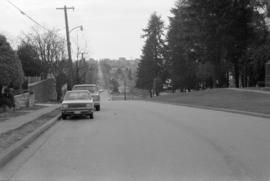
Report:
72,84,101,111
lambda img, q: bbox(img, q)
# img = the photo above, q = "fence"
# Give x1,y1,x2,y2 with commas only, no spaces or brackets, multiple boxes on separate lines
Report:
14,92,35,109
26,76,41,84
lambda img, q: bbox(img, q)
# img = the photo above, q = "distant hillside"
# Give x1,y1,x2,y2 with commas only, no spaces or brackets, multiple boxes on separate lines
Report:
98,58,139,92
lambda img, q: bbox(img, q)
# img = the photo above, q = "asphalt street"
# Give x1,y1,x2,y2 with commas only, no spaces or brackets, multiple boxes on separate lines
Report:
1,96,270,181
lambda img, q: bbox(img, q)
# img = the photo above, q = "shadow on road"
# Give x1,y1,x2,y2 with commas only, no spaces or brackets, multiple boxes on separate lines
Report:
61,116,93,121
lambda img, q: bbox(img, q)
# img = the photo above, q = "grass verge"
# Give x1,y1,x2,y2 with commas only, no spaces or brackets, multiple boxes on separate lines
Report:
145,89,270,115
0,105,47,122
0,108,59,154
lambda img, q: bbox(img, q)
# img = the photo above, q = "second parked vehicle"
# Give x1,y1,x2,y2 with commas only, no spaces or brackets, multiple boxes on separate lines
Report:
72,84,101,111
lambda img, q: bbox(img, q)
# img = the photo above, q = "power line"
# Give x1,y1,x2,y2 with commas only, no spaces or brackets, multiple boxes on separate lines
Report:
6,0,50,31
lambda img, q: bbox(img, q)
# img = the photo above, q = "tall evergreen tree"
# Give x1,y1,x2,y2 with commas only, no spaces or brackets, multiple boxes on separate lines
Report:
167,1,199,90
167,0,266,88
224,0,254,87
136,13,165,95
239,0,269,87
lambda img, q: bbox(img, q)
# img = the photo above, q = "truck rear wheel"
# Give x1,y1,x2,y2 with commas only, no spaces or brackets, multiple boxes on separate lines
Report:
62,114,67,120
95,105,100,111
89,113,94,119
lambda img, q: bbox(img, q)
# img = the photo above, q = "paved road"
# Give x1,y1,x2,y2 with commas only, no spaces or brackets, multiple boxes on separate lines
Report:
1,100,270,181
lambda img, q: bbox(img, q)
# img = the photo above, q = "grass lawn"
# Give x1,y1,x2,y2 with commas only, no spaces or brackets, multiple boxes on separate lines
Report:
146,89,270,115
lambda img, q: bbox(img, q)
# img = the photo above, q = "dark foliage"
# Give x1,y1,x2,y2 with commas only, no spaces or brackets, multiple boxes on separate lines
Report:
166,0,269,89
17,42,44,77
136,13,166,94
0,35,24,89
110,79,119,93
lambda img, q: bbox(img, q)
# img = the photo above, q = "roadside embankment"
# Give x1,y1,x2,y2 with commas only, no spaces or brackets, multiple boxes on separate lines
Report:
0,104,60,168
144,88,270,118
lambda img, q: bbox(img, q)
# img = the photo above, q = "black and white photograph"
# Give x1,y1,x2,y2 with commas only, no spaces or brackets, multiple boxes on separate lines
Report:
0,0,270,180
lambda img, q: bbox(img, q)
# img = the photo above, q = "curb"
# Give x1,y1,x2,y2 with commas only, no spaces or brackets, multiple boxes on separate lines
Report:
176,103,270,119
0,114,61,168
228,88,270,95
145,100,270,119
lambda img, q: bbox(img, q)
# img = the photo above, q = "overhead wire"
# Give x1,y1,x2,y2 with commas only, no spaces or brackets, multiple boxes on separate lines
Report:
5,0,50,32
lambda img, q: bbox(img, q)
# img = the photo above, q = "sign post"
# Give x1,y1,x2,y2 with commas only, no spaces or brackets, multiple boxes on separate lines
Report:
265,61,270,87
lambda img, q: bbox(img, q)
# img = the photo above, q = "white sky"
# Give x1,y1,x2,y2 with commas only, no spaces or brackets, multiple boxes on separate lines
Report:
0,0,176,60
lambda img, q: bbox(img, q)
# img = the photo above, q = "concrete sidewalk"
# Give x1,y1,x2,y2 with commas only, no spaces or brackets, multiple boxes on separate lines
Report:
0,104,60,135
229,88,270,94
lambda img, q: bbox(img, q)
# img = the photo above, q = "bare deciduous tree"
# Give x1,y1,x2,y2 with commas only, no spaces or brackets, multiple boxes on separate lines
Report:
21,27,69,101
21,27,67,79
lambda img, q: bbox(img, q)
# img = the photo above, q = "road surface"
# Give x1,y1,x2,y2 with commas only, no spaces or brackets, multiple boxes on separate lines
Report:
1,98,270,181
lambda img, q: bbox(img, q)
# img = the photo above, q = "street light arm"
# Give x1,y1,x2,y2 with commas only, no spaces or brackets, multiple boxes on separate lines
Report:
69,25,83,33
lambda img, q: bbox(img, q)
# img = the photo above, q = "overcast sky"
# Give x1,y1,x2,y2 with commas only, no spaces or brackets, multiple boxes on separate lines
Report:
0,0,176,60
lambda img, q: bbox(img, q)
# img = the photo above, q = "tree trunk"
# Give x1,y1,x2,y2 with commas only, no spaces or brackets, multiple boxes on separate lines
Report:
149,89,152,98
241,65,248,88
234,63,240,88
56,82,62,102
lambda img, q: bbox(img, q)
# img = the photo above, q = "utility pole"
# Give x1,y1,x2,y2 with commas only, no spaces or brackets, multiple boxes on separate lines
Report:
124,68,128,101
124,79,127,100
75,52,87,84
56,5,74,90
80,52,88,61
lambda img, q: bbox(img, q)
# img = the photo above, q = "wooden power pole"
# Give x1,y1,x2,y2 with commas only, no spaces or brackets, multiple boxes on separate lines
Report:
56,5,74,90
